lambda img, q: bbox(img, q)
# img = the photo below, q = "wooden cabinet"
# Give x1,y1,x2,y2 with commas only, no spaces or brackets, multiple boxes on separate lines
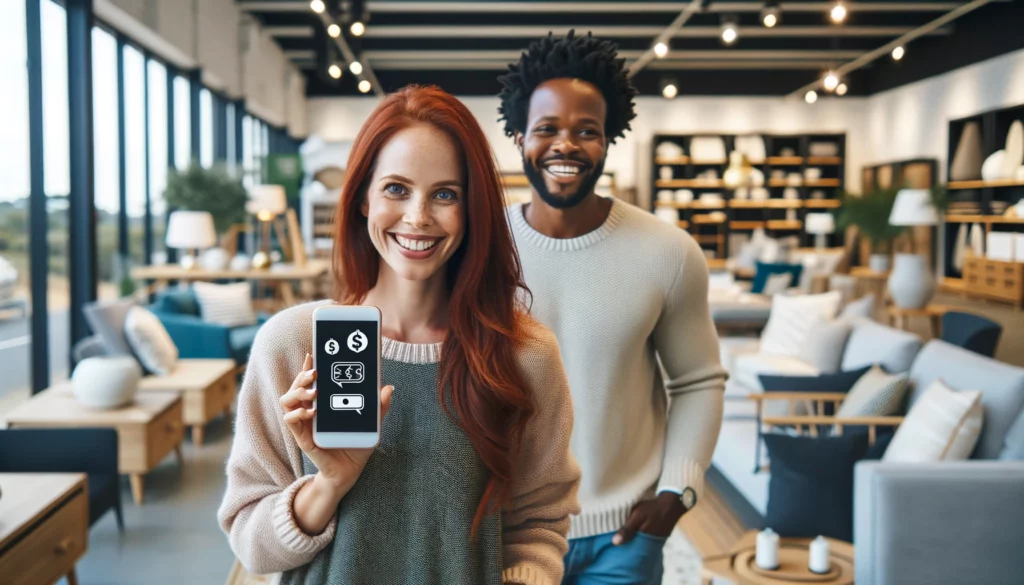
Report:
963,255,1024,307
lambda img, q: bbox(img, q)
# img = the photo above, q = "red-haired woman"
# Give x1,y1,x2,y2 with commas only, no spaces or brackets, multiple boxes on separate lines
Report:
218,85,580,585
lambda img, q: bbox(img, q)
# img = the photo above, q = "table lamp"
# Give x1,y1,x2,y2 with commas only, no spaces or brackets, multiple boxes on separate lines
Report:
887,188,939,309
165,211,216,269
246,184,287,269
805,212,835,250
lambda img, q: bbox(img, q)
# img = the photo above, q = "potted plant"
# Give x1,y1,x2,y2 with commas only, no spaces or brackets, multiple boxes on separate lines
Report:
163,162,248,269
836,186,908,272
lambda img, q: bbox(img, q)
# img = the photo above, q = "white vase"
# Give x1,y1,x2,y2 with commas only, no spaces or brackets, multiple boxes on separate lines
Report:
888,253,935,309
72,356,141,409
869,253,891,273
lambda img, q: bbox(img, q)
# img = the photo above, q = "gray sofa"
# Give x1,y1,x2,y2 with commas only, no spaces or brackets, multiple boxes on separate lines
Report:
854,340,1024,585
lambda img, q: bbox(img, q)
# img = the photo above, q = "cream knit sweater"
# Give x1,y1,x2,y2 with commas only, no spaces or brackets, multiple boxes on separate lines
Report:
507,198,728,539
217,302,581,583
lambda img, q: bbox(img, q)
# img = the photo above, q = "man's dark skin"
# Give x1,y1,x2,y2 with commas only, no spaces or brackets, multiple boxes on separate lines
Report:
515,77,689,545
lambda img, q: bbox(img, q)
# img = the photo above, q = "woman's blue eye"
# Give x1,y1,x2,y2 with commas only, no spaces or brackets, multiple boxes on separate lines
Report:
385,183,406,195
435,190,456,201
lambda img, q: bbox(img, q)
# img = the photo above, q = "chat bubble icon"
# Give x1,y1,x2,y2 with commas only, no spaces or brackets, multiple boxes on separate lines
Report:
331,361,364,386
330,394,363,414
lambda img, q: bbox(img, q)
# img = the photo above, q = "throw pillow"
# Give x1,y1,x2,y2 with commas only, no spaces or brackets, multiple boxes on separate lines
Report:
761,272,793,296
751,262,804,295
884,379,984,463
192,282,257,327
835,365,909,419
839,294,875,320
83,298,137,355
763,431,869,542
797,318,853,374
124,306,179,376
759,291,843,358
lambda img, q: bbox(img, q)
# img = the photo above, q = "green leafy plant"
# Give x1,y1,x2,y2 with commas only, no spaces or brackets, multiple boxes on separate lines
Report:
163,162,248,234
835,185,949,254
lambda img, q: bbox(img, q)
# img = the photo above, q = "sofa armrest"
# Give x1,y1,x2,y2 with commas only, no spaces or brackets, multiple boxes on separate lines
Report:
151,311,232,360
854,461,1024,585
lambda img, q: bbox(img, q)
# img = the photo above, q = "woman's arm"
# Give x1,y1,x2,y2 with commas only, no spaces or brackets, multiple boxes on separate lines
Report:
502,324,582,585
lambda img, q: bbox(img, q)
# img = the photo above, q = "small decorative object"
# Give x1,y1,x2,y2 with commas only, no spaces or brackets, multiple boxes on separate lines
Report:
1004,120,1023,176
981,150,1008,180
787,173,803,186
783,187,799,200
674,189,693,203
655,207,678,224
806,213,835,249
251,251,272,270
735,187,749,200
655,141,684,159
708,211,727,222
700,193,724,205
987,232,1015,261
779,147,796,157
888,189,940,309
811,189,825,200
724,151,754,188
657,189,674,203
805,167,822,181
755,527,780,570
870,253,891,273
750,167,765,187
248,184,288,270
229,253,251,272
809,536,831,574
954,222,968,271
165,210,216,269
786,209,798,221
751,187,769,201
72,356,141,409
200,247,229,271
659,166,674,181
771,169,785,180
950,121,984,181
735,135,766,163
970,223,985,256
809,142,839,157
690,136,727,163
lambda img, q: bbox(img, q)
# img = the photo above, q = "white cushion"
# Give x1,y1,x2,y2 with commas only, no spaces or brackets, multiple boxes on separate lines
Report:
759,291,843,358
884,379,984,462
797,318,853,374
733,352,820,392
192,282,257,327
762,272,793,296
124,306,179,376
719,337,762,373
835,365,909,419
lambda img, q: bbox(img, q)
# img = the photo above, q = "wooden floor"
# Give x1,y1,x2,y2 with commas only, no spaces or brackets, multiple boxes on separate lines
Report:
677,481,749,585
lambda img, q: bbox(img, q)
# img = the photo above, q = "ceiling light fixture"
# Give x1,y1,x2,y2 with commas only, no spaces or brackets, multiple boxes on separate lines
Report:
350,21,366,36
358,79,371,93
823,71,839,92
654,42,669,58
805,90,818,104
349,61,363,75
830,1,847,23
662,82,678,99
309,0,325,14
328,64,342,79
327,23,341,37
761,1,780,28
836,83,848,96
892,45,905,61
720,15,739,45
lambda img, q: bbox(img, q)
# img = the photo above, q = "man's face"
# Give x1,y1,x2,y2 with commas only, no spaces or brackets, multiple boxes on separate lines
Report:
517,78,608,209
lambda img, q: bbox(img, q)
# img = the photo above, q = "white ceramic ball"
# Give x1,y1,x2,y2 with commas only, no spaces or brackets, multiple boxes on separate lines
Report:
72,356,141,409
201,247,229,271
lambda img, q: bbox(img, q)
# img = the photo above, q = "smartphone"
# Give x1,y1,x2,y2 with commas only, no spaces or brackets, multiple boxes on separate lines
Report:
312,304,382,449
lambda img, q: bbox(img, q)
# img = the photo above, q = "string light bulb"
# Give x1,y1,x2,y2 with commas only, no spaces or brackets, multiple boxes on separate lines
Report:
327,24,341,37
328,64,342,79
350,21,366,36
721,16,739,45
310,0,325,14
761,2,780,28
654,42,668,58
836,83,848,96
358,79,371,93
349,61,363,75
892,46,905,61
662,83,678,99
830,1,847,23
805,90,818,104
823,71,839,92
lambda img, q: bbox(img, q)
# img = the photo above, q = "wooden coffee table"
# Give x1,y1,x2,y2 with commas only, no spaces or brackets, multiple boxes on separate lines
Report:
5,388,184,505
703,530,854,585
137,359,237,446
0,473,88,585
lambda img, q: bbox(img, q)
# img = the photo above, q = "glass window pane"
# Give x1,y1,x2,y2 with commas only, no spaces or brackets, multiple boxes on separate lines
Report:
242,114,253,190
91,26,119,300
147,59,168,264
123,44,145,270
200,88,213,168
226,102,236,177
174,75,191,170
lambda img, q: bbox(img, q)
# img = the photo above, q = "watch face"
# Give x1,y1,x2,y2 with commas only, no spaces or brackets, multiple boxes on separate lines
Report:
682,488,696,509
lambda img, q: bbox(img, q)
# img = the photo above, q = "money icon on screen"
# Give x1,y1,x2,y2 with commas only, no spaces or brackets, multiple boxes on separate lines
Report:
331,361,364,386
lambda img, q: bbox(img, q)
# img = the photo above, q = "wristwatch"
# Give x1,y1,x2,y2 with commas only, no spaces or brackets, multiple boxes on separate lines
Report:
680,487,697,511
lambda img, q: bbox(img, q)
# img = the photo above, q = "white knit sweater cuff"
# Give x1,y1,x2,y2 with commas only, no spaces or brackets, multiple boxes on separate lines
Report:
502,565,551,585
272,474,337,555
656,460,706,509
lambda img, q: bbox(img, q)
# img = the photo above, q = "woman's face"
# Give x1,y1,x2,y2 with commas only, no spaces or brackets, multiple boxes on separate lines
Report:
362,124,466,283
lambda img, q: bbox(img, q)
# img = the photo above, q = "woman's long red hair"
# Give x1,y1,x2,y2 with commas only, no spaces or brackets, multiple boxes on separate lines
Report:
333,85,535,531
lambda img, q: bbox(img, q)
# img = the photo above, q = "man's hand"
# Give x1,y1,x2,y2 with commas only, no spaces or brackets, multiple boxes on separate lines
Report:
612,491,688,545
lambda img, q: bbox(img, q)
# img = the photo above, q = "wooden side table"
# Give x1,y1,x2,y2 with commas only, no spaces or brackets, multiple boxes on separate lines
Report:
703,530,854,585
137,359,237,446
0,473,88,585
5,388,184,505
888,304,953,338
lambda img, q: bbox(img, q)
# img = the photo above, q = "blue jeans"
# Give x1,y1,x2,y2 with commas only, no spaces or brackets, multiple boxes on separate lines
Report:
561,532,666,585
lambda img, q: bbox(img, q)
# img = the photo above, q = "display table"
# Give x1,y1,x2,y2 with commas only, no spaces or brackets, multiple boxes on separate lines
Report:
703,530,854,585
0,473,88,585
130,259,329,307
138,359,237,446
887,304,953,337
5,388,184,505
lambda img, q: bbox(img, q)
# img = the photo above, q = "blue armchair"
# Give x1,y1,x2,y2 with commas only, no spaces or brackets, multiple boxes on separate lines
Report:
0,428,123,532
149,287,267,365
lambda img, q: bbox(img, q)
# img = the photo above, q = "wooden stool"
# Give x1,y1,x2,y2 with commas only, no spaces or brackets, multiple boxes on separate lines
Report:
888,304,953,338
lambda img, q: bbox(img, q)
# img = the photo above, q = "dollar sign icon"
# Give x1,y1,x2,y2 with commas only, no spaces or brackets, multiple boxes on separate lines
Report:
347,330,368,353
325,338,339,355
345,365,354,379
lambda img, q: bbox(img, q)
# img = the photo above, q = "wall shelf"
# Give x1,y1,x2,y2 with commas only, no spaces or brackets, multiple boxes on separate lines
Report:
947,179,1024,190
729,199,802,209
945,214,1024,224
807,156,843,165
655,156,690,165
766,156,803,165
804,199,842,208
655,179,725,188
766,220,803,230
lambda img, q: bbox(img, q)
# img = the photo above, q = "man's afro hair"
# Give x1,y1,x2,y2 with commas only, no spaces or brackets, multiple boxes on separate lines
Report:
497,30,638,144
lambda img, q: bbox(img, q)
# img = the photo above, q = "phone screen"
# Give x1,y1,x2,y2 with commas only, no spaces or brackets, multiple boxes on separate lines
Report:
315,319,379,433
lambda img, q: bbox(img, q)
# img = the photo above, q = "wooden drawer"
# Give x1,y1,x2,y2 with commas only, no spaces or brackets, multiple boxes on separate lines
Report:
963,256,1024,304
0,487,87,585
146,398,184,469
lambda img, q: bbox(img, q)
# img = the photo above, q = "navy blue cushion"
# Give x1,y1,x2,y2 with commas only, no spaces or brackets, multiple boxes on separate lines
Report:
155,288,199,316
763,431,869,542
751,262,803,294
229,324,261,364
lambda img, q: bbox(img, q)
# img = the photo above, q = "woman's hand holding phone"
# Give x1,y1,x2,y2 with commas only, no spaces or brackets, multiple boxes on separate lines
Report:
281,353,394,535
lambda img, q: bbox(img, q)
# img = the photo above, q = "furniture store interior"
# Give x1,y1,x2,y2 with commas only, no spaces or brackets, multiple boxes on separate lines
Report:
2,1,1024,584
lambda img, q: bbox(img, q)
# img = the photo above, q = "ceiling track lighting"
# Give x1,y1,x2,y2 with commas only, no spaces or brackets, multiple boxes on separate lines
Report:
830,1,847,24
761,1,780,28
720,14,739,45
654,41,669,59
358,79,372,94
892,45,905,61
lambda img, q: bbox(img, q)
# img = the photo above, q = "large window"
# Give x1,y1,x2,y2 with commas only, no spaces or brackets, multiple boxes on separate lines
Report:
173,75,191,170
242,114,269,189
200,87,214,168
91,26,119,300
147,59,168,264
123,44,146,269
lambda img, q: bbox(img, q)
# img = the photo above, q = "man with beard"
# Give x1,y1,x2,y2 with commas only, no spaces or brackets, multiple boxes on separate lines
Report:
498,31,727,584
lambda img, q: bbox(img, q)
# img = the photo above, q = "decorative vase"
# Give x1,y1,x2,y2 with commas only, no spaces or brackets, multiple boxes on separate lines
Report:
72,356,141,409
888,253,936,309
200,247,229,271
950,121,984,181
869,253,891,273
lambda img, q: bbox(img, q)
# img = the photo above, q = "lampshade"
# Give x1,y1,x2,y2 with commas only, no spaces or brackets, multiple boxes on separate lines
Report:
165,211,216,250
247,184,288,220
805,212,836,235
889,188,939,226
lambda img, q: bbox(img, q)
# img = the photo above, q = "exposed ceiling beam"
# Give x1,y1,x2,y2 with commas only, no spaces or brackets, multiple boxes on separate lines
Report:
362,2,967,13
263,25,314,37
359,49,865,61
361,25,952,39
359,59,855,71
310,7,385,96
787,0,993,98
627,0,702,78
237,1,310,12
283,49,317,60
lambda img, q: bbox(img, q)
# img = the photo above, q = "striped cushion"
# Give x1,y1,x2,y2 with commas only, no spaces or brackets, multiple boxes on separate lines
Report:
884,379,983,462
192,282,256,327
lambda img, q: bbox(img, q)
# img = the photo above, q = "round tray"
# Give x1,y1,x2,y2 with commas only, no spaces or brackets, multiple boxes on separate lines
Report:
734,544,851,583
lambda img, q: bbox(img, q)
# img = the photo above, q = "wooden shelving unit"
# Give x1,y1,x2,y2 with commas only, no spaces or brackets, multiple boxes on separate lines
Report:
652,132,846,259
948,179,1024,190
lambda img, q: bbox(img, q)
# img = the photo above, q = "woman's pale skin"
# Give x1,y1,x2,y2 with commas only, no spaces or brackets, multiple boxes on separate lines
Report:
278,123,467,536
